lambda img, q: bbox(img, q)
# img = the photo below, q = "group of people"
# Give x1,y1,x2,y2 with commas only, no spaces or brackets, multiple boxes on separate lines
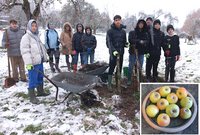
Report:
2,19,97,104
1,15,180,103
106,15,180,89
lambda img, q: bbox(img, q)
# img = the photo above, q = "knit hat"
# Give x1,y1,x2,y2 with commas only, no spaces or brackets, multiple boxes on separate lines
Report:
153,19,161,26
167,24,174,32
113,15,121,20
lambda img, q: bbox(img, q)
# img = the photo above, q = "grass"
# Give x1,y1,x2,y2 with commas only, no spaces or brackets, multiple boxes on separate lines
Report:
23,124,42,133
14,92,28,99
10,132,18,135
2,107,9,111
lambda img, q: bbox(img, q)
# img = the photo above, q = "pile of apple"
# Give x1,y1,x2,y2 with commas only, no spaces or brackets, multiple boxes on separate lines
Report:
145,86,193,127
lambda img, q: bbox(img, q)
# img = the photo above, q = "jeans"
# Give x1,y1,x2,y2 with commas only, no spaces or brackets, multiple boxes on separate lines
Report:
28,63,43,89
128,54,144,79
83,52,95,64
72,52,84,65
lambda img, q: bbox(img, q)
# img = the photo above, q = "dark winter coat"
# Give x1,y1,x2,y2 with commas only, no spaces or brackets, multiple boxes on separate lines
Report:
72,23,84,52
2,27,25,56
128,19,149,55
81,27,97,52
106,23,126,55
147,28,165,56
163,34,180,57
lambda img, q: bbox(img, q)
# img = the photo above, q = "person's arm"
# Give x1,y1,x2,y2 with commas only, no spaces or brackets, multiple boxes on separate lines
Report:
20,35,32,65
91,36,97,50
60,32,65,47
44,30,49,49
106,31,116,52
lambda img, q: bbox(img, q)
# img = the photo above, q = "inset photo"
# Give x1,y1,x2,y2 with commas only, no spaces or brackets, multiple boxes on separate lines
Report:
141,83,198,134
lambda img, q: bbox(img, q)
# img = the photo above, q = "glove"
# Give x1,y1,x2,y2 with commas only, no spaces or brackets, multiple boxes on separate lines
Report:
125,42,130,48
113,51,118,56
87,48,92,54
26,64,33,70
144,53,150,58
72,50,77,55
165,50,170,56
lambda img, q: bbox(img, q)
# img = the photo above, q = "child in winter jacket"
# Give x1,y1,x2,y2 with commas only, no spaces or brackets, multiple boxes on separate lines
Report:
60,22,73,71
20,19,49,104
81,26,97,64
163,24,180,82
45,22,61,73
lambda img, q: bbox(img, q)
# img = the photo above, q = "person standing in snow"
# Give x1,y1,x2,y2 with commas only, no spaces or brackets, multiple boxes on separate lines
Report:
72,23,84,71
1,19,27,82
106,15,127,90
127,19,149,85
45,22,61,73
163,24,180,82
145,19,165,82
20,19,49,104
81,26,97,65
60,22,73,71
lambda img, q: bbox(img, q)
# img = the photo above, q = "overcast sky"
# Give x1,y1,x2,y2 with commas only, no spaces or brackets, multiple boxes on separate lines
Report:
85,0,200,28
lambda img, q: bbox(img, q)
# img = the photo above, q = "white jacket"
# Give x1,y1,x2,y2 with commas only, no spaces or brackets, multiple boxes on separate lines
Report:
20,30,48,65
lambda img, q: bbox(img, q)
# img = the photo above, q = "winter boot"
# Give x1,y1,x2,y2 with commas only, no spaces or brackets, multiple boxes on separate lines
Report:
170,70,175,82
37,84,50,96
28,89,39,104
55,63,61,73
107,75,112,91
49,62,55,73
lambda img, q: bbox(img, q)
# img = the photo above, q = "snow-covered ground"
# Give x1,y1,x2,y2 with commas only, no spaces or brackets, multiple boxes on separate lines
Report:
0,29,199,134
0,30,139,135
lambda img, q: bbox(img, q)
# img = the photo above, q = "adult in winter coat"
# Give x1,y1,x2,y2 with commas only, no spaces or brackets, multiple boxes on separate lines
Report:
146,17,154,48
106,15,127,89
163,24,180,82
127,19,149,85
20,19,49,104
60,22,73,71
1,19,26,82
81,26,97,64
146,19,165,82
72,23,84,71
45,22,61,73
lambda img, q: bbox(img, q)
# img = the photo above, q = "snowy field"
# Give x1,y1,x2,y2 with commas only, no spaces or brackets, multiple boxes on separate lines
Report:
0,29,199,134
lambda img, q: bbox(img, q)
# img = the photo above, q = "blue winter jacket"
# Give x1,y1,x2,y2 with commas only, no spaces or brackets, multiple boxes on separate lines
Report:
45,29,59,49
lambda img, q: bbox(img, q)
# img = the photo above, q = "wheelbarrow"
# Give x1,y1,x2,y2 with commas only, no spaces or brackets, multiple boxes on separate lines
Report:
50,72,99,103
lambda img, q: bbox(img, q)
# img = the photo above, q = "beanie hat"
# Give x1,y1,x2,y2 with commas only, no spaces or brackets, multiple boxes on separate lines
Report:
153,19,161,26
113,15,121,20
167,24,174,32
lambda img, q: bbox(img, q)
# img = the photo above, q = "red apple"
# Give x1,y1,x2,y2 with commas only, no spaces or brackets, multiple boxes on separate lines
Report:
149,91,161,103
180,107,192,119
167,93,178,104
166,104,180,118
176,87,188,99
157,98,169,110
157,113,170,127
146,104,159,118
159,86,171,97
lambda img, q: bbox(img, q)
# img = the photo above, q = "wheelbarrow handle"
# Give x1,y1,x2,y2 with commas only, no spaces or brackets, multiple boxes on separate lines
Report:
35,69,59,101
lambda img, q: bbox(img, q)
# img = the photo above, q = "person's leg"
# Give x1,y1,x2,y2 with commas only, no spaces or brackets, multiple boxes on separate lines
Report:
55,49,61,72
145,56,152,81
82,52,88,65
170,57,176,82
165,58,170,82
80,52,85,66
48,50,55,72
127,54,135,85
90,52,95,64
10,56,19,81
18,56,27,81
108,55,117,90
152,55,160,82
65,55,71,71
73,53,78,72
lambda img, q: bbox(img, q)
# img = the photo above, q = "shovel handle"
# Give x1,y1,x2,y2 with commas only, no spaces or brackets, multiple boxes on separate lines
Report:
35,69,59,101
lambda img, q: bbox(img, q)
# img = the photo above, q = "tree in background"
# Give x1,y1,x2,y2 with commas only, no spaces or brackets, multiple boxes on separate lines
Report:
182,9,200,38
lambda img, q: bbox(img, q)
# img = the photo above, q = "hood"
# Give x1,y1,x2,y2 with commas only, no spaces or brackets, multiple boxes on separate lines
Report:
85,26,92,35
27,19,39,35
63,22,73,33
111,23,126,30
135,19,147,32
76,23,84,33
